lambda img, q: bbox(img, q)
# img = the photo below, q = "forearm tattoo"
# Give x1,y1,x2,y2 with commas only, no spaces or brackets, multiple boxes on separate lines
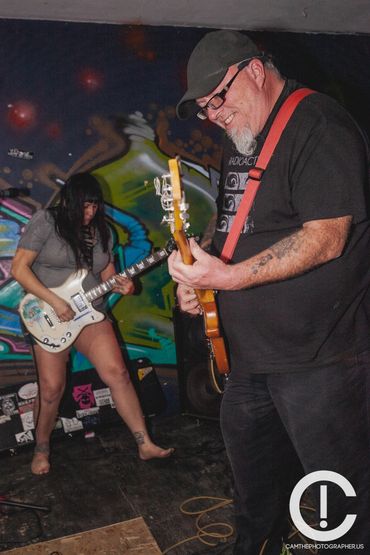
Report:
244,217,350,287
270,232,302,259
251,232,302,275
133,431,145,445
251,253,273,275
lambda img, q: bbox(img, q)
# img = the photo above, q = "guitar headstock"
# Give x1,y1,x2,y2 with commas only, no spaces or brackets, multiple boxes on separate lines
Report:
154,156,190,234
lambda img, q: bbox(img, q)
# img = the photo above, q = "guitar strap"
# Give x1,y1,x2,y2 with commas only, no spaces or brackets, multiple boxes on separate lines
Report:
220,87,315,263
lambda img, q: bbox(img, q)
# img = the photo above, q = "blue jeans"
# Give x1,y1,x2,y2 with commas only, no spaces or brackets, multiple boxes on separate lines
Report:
220,351,370,555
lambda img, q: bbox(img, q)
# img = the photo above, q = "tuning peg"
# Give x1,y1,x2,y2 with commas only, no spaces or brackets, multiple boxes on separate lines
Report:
153,177,162,195
161,215,174,225
179,201,189,212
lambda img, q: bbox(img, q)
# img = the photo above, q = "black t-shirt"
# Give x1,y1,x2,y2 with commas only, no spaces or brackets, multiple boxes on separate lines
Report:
212,80,370,374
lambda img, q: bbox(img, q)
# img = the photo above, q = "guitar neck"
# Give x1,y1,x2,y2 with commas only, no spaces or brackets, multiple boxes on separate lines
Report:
84,247,168,303
173,231,215,305
173,230,193,265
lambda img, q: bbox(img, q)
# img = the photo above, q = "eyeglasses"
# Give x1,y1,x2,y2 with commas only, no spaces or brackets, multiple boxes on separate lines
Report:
196,57,259,120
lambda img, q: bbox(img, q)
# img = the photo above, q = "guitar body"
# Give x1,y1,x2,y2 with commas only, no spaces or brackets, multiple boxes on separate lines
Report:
19,270,105,353
196,290,229,374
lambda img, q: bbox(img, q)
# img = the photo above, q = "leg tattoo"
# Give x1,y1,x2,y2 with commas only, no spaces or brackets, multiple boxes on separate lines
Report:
133,431,145,445
34,441,50,454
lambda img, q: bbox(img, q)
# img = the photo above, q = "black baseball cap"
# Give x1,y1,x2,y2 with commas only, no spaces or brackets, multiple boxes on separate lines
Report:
176,30,262,120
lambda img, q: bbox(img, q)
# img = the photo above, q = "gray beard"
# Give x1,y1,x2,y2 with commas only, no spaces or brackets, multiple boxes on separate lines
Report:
227,126,257,156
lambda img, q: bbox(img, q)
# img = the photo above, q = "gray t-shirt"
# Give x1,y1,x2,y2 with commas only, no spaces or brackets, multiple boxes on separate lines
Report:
18,209,113,292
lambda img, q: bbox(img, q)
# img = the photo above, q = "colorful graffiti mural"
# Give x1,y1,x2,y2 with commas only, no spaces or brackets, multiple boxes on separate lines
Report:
0,115,219,374
0,19,369,390
0,21,224,383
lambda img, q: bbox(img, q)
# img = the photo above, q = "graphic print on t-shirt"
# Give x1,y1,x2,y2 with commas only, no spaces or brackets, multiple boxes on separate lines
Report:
216,169,256,234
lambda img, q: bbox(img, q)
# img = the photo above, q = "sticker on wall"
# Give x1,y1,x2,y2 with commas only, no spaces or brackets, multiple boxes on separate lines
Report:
20,411,34,431
18,382,38,400
76,407,99,419
137,365,154,381
93,388,113,407
15,430,34,445
18,400,34,414
80,413,100,430
0,393,18,418
61,417,84,433
72,384,96,409
8,148,34,160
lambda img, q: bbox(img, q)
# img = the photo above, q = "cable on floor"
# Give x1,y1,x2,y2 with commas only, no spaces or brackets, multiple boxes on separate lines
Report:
162,495,234,554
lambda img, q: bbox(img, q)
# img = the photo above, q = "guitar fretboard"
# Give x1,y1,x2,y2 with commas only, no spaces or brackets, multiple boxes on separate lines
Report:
84,247,168,302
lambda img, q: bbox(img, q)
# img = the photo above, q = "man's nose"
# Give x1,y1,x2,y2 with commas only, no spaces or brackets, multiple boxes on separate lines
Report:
207,106,222,123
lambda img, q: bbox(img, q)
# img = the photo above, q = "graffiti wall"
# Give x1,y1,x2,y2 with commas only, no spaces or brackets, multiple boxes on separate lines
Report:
0,22,223,385
0,19,369,447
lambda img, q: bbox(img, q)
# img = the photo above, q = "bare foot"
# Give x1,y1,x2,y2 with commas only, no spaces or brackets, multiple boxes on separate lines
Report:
138,443,174,461
31,444,50,475
133,431,174,460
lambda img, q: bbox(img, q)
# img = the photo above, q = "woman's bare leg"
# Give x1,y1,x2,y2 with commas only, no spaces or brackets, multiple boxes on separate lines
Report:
75,320,173,459
31,345,69,474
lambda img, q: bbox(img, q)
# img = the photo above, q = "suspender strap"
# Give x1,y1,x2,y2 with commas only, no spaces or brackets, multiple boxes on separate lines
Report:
220,87,315,263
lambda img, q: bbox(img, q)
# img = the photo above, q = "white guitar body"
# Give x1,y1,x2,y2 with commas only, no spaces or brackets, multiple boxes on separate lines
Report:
18,245,171,353
19,270,104,353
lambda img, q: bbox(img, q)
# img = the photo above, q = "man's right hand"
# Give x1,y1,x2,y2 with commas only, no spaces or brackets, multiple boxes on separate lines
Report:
176,284,201,315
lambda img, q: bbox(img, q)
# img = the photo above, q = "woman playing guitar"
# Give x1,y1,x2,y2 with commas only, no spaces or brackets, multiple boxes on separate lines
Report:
12,172,173,475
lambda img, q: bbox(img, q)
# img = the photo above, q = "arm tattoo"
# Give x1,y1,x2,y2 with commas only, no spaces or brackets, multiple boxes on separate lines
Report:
251,253,273,275
243,218,351,286
250,232,302,276
133,431,145,445
270,232,302,259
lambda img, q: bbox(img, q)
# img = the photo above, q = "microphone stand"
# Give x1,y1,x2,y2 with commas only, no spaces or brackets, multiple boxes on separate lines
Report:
0,496,49,512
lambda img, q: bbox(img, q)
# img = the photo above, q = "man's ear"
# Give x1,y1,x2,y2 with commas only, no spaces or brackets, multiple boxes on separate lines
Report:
247,58,266,88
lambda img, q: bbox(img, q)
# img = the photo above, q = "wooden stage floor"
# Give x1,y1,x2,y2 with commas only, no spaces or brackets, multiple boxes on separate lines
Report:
2,516,161,554
0,414,235,554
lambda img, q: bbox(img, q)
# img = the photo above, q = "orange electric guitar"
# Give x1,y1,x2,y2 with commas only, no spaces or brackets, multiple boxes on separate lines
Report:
155,157,229,392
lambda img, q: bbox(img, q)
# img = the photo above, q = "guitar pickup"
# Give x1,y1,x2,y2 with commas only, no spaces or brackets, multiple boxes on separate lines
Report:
44,314,54,328
71,293,87,312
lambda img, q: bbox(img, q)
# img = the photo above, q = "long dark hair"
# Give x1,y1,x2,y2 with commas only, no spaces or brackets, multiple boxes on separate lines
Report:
50,173,110,269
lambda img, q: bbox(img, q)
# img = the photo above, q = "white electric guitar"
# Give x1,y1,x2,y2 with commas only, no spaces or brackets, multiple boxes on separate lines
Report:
19,244,173,353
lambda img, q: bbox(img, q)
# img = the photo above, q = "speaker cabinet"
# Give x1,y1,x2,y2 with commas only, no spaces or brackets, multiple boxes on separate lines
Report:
173,308,222,419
